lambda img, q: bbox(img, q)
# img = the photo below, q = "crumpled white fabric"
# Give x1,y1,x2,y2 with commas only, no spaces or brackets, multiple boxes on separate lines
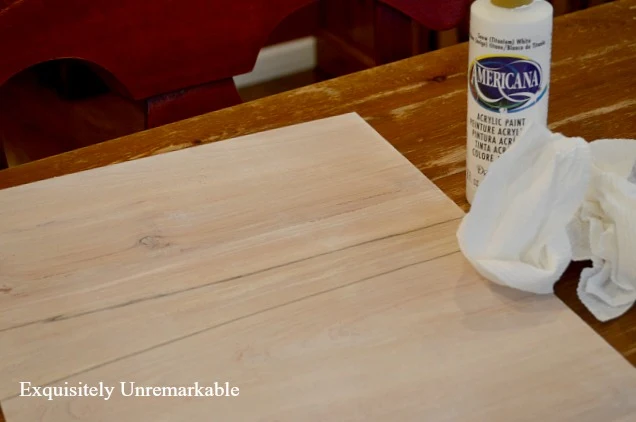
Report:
457,122,636,321
567,140,636,321
457,122,591,295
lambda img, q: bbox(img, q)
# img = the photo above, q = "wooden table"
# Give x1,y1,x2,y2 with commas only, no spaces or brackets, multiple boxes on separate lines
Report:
0,2,635,419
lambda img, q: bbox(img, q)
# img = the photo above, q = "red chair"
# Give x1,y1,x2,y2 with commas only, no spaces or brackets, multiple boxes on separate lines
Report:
383,0,471,30
0,0,471,166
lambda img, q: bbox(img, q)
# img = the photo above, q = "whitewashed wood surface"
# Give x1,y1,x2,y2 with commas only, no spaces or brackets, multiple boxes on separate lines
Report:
0,113,634,421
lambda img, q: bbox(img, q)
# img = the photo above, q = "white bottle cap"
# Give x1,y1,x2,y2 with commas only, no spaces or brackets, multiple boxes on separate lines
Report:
491,0,533,8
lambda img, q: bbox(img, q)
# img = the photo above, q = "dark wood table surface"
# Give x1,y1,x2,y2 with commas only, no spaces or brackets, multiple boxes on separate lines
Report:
1,1,635,419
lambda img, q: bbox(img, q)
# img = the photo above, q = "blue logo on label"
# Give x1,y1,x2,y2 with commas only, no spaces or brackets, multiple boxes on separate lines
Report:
469,55,547,113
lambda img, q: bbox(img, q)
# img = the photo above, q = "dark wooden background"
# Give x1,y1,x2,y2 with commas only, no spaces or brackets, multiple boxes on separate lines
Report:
0,0,614,168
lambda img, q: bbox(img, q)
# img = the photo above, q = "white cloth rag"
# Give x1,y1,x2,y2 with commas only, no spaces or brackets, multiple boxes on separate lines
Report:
457,122,636,321
567,140,636,321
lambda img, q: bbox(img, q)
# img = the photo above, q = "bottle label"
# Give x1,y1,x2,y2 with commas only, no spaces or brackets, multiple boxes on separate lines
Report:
469,55,547,114
466,16,553,204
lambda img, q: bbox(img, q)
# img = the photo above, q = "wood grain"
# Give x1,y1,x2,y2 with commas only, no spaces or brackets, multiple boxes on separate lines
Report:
0,0,633,396
3,2,633,364
1,114,635,421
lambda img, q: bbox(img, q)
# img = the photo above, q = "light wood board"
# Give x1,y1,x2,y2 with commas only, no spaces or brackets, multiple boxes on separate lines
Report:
0,113,634,421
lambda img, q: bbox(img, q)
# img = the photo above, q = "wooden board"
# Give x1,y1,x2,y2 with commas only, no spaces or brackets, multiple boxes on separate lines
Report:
0,113,634,421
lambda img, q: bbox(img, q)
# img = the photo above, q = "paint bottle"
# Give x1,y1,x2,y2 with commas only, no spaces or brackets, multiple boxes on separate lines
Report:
466,0,553,203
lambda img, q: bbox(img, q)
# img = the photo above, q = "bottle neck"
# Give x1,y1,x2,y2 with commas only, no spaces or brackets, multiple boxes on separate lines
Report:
491,0,534,8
